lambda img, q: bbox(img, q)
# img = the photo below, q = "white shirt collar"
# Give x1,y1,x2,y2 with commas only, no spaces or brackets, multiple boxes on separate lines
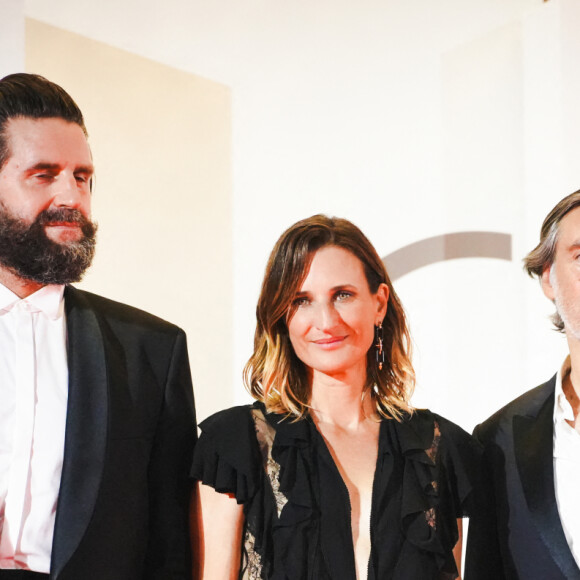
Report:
554,355,575,425
0,283,65,320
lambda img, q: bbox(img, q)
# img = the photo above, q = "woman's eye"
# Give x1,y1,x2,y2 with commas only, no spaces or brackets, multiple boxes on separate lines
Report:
335,291,352,301
293,296,310,307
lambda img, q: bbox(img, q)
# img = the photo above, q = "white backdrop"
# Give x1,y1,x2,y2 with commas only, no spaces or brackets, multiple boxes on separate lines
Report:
2,0,578,429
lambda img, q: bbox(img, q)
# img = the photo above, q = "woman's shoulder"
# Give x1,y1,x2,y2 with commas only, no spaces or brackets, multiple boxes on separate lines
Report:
198,401,288,436
404,408,477,448
198,403,256,433
389,408,482,479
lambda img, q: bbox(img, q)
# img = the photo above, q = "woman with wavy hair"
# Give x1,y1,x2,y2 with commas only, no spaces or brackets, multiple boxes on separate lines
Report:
191,215,480,579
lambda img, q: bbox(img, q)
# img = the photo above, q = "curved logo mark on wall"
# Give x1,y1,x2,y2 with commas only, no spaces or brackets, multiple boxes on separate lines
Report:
383,232,512,281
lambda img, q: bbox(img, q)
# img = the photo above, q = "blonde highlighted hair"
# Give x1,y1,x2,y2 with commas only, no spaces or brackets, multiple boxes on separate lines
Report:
243,214,415,421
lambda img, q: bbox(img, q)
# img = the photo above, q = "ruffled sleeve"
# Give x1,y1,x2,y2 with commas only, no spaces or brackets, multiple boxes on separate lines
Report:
388,410,483,579
190,405,262,504
434,413,483,520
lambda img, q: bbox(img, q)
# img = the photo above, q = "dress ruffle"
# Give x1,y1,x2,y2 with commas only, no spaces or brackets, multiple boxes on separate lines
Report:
191,406,261,504
270,412,315,520
388,410,480,578
266,412,322,578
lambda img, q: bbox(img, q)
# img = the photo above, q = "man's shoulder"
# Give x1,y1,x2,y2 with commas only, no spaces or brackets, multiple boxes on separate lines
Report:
64,286,182,334
475,376,556,443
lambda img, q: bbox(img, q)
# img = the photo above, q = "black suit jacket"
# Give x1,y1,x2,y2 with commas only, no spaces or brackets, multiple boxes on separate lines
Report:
465,376,580,580
48,286,196,580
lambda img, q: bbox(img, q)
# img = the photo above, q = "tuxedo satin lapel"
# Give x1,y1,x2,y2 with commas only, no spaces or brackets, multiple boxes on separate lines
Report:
51,287,109,578
514,384,580,579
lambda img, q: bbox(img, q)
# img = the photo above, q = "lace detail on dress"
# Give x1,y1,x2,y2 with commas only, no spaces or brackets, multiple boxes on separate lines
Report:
425,507,436,529
425,420,441,463
425,420,441,530
251,408,289,517
242,529,263,579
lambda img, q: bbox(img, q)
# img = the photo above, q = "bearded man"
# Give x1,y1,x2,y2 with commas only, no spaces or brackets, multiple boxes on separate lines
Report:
466,191,580,580
0,74,196,580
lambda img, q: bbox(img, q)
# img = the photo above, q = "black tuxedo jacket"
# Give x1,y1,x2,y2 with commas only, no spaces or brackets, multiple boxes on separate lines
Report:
48,286,196,579
465,376,580,580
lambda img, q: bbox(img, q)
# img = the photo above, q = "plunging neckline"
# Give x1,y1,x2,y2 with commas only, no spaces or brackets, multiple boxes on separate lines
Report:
312,419,386,580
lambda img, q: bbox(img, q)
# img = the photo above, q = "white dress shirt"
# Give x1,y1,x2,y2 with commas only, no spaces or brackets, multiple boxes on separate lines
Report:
554,356,580,567
0,283,68,573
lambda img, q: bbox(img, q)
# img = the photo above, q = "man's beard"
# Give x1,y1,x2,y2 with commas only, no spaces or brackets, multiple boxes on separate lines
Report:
550,267,580,341
0,204,98,285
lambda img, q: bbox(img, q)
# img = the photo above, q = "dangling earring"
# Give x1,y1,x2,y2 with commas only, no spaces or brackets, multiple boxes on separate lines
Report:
375,322,385,371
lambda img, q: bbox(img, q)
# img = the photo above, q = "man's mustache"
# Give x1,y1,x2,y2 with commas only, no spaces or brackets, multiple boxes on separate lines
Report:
37,208,91,226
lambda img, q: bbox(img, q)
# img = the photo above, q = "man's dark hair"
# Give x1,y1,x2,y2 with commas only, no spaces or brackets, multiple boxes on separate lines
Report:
0,73,87,170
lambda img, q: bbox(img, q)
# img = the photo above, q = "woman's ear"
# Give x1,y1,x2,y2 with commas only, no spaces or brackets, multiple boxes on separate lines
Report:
375,283,389,322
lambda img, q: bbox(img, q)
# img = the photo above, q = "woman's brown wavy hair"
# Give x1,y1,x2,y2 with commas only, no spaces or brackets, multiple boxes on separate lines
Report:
243,214,415,421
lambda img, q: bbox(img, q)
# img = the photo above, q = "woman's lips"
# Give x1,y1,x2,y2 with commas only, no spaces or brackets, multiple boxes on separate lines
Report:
312,336,347,349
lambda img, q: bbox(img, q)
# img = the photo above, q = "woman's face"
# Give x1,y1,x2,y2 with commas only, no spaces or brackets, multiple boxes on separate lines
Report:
286,245,388,381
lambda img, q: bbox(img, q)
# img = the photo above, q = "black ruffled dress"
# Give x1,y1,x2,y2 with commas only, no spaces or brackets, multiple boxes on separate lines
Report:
191,402,481,580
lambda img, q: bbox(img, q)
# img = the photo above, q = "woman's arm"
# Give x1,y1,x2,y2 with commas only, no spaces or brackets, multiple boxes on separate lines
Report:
191,481,245,580
453,518,463,580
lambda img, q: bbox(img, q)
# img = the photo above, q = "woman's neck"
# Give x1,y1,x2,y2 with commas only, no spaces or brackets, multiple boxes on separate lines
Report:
309,368,377,430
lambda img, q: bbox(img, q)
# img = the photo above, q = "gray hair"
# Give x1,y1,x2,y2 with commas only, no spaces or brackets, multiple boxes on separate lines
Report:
524,190,580,332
